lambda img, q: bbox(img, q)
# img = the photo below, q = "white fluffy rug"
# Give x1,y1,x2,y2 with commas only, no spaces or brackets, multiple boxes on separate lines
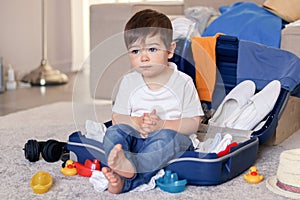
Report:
0,102,299,199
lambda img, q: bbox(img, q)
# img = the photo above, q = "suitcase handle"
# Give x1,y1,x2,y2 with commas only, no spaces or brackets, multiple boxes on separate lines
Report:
223,157,232,174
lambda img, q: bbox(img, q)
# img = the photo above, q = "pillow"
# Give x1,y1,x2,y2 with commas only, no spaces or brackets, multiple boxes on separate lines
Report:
263,0,300,22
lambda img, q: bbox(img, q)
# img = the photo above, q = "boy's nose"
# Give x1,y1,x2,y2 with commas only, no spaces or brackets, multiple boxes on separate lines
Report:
141,51,150,62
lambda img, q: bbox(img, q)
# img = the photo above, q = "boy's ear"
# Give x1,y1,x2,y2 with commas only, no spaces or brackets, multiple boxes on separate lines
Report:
167,42,176,59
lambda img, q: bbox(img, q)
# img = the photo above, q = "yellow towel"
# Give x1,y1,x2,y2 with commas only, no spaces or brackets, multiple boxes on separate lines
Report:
191,34,221,102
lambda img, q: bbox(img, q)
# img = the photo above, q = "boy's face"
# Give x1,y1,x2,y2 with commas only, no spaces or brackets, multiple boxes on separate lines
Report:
127,34,175,78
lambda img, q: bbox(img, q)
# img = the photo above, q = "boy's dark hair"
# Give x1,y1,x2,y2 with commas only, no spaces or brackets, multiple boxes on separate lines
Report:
124,9,173,49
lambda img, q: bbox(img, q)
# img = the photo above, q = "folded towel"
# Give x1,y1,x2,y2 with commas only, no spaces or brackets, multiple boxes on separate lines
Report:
131,169,165,192
85,120,106,142
191,34,220,102
89,169,165,192
172,17,196,40
184,6,219,35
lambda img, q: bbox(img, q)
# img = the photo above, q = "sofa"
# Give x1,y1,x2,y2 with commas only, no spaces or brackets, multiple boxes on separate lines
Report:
89,0,300,144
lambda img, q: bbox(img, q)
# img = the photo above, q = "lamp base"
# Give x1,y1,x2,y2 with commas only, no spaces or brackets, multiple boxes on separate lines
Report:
21,62,68,86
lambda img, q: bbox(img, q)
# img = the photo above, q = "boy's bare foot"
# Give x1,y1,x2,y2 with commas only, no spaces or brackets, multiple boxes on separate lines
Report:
102,167,124,194
108,144,135,178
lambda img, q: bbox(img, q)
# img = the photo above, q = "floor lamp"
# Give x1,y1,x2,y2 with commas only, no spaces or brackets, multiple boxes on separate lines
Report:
22,0,68,86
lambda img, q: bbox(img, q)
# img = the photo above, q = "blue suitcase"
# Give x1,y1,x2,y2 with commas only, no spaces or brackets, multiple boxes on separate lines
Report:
67,35,290,186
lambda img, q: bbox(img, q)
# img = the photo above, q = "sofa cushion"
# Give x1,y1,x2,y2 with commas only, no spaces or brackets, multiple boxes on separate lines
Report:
263,0,300,23
281,26,300,57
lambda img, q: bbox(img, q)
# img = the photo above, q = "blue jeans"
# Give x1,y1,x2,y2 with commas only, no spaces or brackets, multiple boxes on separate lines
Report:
103,124,193,193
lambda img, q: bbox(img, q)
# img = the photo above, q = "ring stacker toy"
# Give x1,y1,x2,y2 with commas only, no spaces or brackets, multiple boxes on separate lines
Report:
75,159,101,177
30,171,53,194
60,160,77,176
243,166,264,184
156,170,187,193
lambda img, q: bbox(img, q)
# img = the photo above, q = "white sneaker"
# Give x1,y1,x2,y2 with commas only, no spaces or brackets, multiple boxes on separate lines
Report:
209,80,256,127
225,80,281,130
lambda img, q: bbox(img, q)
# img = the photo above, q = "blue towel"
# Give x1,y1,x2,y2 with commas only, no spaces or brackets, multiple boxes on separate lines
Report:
237,40,300,97
202,2,282,48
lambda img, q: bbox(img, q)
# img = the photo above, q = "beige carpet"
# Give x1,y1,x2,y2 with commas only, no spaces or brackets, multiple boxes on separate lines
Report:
0,101,299,200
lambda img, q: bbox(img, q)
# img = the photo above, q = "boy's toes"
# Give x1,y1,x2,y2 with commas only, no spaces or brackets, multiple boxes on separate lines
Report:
102,167,111,176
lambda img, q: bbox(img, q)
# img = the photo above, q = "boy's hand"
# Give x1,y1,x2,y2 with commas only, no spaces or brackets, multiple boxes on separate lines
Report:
130,114,154,138
130,115,147,135
140,109,163,138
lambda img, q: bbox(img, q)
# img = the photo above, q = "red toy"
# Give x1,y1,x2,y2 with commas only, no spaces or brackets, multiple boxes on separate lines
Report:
75,159,101,177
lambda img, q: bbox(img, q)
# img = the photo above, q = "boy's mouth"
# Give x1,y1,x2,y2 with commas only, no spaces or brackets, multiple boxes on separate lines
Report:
140,65,152,69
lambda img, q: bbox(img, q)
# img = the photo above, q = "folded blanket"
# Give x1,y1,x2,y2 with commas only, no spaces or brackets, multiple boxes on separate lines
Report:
202,2,282,48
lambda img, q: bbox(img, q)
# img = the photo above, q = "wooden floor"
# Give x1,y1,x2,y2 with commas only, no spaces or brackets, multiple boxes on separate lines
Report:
0,72,78,116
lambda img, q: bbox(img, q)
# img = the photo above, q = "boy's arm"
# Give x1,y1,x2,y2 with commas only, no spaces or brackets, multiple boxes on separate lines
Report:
144,109,202,136
112,112,202,136
158,116,202,136
112,112,146,134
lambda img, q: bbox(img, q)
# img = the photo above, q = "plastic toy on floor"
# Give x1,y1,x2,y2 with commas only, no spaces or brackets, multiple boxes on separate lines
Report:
156,170,187,193
30,171,53,194
243,166,264,184
60,160,77,176
75,159,101,177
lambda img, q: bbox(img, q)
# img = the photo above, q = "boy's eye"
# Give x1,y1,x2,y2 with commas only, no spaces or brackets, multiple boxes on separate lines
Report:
129,47,159,55
148,47,158,53
130,49,140,54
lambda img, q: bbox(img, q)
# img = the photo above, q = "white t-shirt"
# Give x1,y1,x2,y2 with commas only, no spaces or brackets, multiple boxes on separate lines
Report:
112,62,204,120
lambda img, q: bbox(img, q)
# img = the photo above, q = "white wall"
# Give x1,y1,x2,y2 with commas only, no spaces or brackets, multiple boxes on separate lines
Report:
71,0,90,72
0,0,72,79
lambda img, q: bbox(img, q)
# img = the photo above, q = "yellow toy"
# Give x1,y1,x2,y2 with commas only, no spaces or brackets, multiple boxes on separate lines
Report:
243,166,264,184
30,171,53,194
60,160,77,176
